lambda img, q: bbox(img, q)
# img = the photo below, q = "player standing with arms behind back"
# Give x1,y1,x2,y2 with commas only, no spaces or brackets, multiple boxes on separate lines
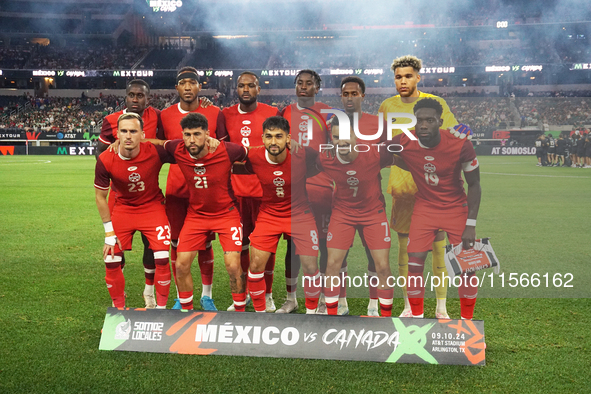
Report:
379,55,471,318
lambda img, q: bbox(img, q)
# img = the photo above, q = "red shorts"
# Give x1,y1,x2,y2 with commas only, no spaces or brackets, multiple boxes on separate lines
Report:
407,205,468,254
166,194,214,244
307,184,333,240
237,196,261,243
165,194,188,241
250,210,319,257
178,209,242,253
111,205,170,252
327,208,391,250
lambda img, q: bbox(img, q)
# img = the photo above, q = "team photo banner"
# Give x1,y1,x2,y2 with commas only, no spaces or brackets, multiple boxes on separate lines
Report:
99,308,486,365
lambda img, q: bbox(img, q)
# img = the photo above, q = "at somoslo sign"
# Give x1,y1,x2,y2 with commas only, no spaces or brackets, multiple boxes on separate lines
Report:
100,308,486,365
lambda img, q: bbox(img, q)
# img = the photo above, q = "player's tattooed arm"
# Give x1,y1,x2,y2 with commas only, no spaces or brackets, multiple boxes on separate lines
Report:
462,166,481,250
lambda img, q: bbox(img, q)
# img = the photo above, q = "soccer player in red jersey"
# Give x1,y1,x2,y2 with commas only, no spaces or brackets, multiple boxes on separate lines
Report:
222,71,280,312
96,79,164,308
281,70,342,314
94,112,172,309
160,113,248,311
389,98,481,319
160,67,227,311
309,115,398,316
340,76,390,316
244,116,321,314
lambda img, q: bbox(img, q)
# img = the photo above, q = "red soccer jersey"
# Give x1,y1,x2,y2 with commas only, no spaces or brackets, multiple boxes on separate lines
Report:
316,147,393,216
222,103,279,198
94,142,170,213
354,112,389,145
98,107,162,145
161,102,227,198
164,140,248,217
282,102,333,191
245,146,313,218
391,130,478,210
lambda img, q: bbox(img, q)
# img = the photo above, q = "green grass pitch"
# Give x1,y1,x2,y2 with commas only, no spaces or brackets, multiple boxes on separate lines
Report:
0,155,589,393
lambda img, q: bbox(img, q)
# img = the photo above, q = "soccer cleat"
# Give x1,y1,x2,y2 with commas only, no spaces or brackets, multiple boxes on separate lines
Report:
367,307,379,317
316,300,327,315
436,312,450,319
265,295,276,313
143,293,156,309
200,295,218,311
337,305,349,316
306,308,317,314
227,294,251,311
399,308,413,318
172,298,182,310
275,299,298,314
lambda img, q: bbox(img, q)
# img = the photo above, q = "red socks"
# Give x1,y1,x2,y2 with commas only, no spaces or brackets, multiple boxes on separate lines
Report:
247,270,266,312
303,270,321,310
153,251,171,308
407,256,426,316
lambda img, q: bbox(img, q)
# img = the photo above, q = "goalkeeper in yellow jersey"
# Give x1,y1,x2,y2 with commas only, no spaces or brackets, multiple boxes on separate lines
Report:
379,55,472,318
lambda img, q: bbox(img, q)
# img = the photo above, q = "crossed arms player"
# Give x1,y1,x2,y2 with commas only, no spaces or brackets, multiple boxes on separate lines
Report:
157,113,248,311
243,116,322,314
94,112,172,308
389,99,481,319
379,55,472,318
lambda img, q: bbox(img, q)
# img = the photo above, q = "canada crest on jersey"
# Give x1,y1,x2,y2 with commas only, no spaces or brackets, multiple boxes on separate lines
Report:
347,177,359,186
424,163,436,173
240,126,251,137
273,177,285,187
129,173,141,182
194,166,206,175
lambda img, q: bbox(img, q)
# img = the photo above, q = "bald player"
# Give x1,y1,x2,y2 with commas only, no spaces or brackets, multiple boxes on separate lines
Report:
379,55,472,318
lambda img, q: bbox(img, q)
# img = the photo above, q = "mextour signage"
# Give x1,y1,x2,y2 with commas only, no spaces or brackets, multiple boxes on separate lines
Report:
100,308,486,365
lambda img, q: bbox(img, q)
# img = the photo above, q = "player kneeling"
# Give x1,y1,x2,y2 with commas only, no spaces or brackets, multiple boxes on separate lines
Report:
95,112,172,309
243,116,321,314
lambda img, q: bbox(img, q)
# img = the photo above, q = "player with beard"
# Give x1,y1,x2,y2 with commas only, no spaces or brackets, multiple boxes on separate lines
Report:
281,70,345,314
160,67,227,311
157,113,248,311
96,79,163,308
95,112,172,309
387,99,481,319
243,116,322,314
222,71,280,312
379,56,471,319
